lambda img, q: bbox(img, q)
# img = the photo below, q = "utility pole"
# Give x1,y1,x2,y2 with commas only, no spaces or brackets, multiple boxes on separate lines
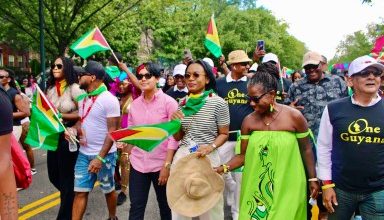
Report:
39,0,46,90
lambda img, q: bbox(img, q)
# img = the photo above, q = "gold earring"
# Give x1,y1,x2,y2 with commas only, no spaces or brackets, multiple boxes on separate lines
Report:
270,104,274,112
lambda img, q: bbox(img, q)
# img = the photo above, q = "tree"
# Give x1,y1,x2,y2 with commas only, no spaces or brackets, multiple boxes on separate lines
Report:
0,0,143,59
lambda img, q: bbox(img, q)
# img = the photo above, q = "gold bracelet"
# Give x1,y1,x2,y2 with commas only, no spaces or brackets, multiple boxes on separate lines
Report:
222,164,230,174
321,183,335,190
164,162,171,170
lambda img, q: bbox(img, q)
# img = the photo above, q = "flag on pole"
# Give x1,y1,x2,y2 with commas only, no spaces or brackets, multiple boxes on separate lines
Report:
25,87,64,151
109,120,181,152
70,27,111,59
204,14,222,58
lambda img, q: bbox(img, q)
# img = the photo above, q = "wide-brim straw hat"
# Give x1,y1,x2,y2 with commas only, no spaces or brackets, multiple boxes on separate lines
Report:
166,153,224,217
227,50,252,65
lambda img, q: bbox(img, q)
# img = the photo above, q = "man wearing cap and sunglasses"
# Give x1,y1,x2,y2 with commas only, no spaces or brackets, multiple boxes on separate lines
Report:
317,55,384,219
288,51,348,219
166,64,188,103
216,50,254,220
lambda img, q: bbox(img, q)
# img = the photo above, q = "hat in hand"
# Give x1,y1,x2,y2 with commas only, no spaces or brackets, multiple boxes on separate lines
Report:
166,153,224,217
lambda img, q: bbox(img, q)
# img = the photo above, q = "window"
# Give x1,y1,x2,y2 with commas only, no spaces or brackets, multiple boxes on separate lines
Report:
8,55,14,67
18,56,23,67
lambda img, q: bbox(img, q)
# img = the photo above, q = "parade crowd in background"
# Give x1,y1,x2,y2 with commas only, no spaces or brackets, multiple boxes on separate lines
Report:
1,44,384,220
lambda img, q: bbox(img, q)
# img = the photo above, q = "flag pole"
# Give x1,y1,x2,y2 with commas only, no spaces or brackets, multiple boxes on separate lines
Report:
34,84,79,143
95,26,120,63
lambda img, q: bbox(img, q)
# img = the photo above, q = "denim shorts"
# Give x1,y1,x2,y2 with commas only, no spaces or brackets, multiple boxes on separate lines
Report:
74,152,117,194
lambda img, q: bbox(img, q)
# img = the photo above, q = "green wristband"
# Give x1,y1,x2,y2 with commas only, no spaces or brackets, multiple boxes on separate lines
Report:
96,155,106,163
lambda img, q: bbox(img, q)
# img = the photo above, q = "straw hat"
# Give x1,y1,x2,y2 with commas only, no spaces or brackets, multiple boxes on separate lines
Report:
227,50,252,65
166,154,224,217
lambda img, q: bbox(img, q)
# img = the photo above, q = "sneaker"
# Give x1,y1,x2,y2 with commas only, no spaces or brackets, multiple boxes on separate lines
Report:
31,168,37,175
115,182,121,191
117,192,127,206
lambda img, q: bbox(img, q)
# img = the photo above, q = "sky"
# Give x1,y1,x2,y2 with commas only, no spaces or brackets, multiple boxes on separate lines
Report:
257,0,384,60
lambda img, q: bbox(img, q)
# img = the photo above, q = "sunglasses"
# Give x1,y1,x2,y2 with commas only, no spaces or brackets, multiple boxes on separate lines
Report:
51,64,63,69
137,73,153,80
185,72,205,79
78,72,92,78
0,75,9,79
354,69,382,78
238,62,250,67
304,64,320,72
246,91,270,103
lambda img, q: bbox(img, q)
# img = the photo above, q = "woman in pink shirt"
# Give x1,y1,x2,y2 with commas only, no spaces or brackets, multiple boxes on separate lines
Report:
127,62,178,220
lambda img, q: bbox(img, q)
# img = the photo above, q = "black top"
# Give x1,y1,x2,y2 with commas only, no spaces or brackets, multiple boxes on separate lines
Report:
275,77,291,104
166,86,188,103
216,77,253,141
0,86,13,135
328,97,384,193
5,87,21,126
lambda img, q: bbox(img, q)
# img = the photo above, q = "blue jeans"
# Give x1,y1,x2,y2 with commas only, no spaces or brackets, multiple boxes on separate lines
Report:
329,187,384,220
74,152,117,194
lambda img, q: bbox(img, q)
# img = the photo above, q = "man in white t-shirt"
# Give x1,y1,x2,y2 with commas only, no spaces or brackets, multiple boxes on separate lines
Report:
69,61,120,220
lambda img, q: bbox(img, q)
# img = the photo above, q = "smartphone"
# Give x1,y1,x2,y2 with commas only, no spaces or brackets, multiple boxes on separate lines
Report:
257,40,265,51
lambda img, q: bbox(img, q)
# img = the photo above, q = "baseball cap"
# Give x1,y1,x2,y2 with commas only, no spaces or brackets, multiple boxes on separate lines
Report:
262,53,279,64
84,61,106,79
348,55,384,77
173,64,187,77
202,58,214,67
302,51,322,67
249,63,258,73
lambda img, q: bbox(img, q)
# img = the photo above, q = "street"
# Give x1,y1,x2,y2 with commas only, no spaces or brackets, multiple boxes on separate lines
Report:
17,148,161,220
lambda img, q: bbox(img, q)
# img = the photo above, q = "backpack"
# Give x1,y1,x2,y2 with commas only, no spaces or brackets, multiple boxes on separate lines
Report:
11,134,32,189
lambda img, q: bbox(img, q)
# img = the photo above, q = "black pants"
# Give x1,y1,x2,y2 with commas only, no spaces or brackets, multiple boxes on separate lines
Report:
129,166,171,220
47,133,79,220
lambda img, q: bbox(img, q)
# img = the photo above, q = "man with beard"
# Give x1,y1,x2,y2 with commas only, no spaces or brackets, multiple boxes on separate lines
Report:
166,64,188,103
69,61,120,220
288,51,348,219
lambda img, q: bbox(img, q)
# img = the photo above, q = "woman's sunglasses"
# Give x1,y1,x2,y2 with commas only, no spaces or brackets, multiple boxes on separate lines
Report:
185,72,205,79
137,73,153,80
246,91,270,103
51,64,63,69
354,69,382,78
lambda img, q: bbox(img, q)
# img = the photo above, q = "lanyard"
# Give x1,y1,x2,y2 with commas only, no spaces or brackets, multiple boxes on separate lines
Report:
81,96,98,123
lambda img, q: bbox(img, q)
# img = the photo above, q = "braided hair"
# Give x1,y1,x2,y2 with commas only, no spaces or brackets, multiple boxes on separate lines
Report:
248,71,277,93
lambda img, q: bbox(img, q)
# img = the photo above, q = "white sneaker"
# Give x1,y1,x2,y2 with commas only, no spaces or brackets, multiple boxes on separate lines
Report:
31,168,37,175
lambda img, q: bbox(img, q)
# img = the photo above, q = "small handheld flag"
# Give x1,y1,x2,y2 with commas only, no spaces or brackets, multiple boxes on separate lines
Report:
70,27,111,59
204,14,222,58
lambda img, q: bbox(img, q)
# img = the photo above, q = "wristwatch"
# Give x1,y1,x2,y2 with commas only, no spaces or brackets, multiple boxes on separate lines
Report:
164,162,171,170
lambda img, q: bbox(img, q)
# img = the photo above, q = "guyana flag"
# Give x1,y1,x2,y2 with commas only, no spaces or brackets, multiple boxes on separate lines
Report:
70,27,110,59
25,85,64,151
204,14,222,58
110,120,181,152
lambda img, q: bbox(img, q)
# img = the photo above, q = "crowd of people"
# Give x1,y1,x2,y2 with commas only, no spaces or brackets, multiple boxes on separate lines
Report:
0,45,384,220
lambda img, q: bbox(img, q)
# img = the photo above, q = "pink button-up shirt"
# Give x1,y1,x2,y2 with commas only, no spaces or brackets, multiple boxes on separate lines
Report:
128,89,179,173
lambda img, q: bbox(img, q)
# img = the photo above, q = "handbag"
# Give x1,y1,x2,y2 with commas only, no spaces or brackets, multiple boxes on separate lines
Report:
11,134,32,189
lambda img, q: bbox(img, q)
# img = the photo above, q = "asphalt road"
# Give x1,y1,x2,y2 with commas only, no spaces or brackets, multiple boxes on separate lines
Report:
17,148,161,220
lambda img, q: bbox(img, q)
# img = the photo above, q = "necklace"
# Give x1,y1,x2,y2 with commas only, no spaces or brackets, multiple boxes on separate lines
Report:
262,105,283,126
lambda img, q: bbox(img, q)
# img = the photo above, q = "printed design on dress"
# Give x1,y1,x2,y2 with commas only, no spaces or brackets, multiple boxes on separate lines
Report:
247,145,274,220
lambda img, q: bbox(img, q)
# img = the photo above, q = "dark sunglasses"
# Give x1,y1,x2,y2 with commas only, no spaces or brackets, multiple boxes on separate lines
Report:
354,69,382,78
238,62,250,67
185,72,205,79
304,64,320,72
51,64,63,69
246,91,270,103
78,72,92,78
0,75,9,79
137,73,153,80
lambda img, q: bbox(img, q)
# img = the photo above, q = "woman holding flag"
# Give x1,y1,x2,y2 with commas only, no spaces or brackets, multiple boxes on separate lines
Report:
127,62,179,220
170,60,230,219
46,56,84,220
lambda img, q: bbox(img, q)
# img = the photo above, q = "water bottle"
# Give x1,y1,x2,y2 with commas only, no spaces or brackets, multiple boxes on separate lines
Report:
68,139,78,152
187,138,199,153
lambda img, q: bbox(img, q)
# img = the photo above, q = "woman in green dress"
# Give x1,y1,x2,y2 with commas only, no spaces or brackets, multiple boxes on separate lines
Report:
216,71,320,220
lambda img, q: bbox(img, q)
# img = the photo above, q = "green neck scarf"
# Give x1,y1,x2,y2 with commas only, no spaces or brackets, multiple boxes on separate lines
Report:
181,89,213,117
76,84,108,101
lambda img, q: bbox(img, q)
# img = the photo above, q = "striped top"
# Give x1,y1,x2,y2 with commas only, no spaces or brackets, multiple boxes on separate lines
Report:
179,94,230,147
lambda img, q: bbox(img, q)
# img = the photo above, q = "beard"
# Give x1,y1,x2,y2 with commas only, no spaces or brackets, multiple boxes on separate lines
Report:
79,81,89,91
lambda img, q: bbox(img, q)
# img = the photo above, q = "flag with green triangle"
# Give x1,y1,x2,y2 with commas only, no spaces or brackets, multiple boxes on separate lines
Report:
25,86,64,151
70,27,111,59
204,14,222,58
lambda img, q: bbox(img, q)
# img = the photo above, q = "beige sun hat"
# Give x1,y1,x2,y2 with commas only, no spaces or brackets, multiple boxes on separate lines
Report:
227,50,252,65
166,153,224,217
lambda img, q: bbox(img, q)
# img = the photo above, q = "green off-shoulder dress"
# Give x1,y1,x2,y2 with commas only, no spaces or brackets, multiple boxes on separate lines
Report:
239,131,308,220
